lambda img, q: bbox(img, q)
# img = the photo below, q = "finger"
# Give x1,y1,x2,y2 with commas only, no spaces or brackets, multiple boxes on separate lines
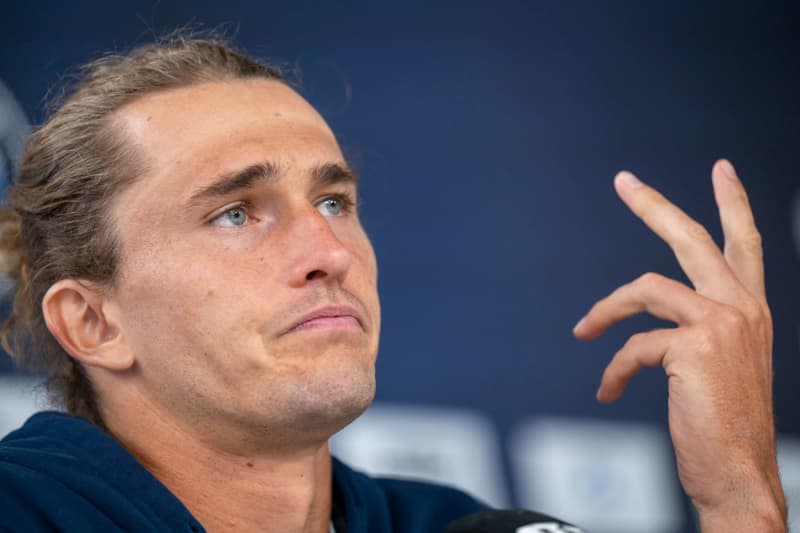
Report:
597,328,675,403
573,272,711,340
614,171,738,300
711,159,766,303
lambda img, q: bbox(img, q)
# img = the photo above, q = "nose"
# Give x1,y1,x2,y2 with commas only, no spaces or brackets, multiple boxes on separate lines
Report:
285,204,353,288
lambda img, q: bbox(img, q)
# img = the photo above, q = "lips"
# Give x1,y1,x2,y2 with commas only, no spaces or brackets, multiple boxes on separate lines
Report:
280,304,365,336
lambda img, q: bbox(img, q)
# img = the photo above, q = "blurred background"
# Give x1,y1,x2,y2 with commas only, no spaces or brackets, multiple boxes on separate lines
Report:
1,2,798,531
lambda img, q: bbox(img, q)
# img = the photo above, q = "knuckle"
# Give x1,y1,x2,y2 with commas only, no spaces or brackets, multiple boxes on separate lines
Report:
719,306,748,331
636,271,663,288
740,298,763,324
623,332,647,350
682,221,712,244
738,230,763,256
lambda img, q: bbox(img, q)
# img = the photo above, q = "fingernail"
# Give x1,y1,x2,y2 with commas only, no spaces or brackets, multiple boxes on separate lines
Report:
718,159,738,181
572,316,587,334
617,171,643,189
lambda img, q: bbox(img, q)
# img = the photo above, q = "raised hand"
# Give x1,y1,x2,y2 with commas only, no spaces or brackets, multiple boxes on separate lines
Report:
573,160,787,531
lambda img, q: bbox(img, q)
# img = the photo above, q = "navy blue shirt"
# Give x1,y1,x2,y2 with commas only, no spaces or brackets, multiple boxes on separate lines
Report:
0,411,487,532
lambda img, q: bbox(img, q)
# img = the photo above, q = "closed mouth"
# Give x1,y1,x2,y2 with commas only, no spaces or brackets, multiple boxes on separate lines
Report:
280,305,364,336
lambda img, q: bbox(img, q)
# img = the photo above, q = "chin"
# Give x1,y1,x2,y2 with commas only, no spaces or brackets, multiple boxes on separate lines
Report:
271,362,376,441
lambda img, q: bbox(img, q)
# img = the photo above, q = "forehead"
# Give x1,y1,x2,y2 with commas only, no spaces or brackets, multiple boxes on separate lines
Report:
113,79,343,198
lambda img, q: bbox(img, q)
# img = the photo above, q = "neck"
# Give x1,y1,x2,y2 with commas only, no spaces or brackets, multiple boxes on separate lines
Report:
101,395,334,533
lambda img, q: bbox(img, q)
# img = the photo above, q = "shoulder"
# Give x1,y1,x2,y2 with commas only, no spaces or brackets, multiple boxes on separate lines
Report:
332,457,488,533
0,411,198,532
0,412,118,529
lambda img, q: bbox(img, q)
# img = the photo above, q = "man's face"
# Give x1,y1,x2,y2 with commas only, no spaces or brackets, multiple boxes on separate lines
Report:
105,79,380,444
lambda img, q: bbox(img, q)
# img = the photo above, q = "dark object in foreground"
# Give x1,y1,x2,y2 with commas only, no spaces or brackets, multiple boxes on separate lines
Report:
447,509,585,533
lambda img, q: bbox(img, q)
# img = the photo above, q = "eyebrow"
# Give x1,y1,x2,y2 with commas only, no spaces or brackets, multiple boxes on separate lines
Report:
189,161,279,205
188,160,358,206
310,162,359,189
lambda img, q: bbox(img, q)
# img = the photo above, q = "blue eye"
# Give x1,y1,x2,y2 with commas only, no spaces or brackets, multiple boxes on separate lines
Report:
213,206,248,227
318,197,344,216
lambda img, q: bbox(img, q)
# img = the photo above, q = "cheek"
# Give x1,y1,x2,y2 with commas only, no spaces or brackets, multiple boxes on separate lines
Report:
338,226,375,280
346,234,381,330
341,224,377,280
116,244,257,362
116,270,275,403
353,245,378,287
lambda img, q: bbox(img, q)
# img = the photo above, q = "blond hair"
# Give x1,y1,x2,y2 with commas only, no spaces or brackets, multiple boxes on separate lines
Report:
0,32,284,426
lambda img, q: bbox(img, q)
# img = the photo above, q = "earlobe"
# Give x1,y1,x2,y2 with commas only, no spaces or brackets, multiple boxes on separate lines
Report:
42,280,134,371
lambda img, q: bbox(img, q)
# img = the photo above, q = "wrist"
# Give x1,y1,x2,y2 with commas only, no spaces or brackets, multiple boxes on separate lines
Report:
698,493,786,533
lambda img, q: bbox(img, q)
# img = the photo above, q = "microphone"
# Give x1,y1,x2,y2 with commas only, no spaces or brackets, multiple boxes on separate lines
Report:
446,509,586,533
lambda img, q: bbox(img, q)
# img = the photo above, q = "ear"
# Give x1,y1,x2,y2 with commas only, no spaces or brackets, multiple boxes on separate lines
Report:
42,279,134,371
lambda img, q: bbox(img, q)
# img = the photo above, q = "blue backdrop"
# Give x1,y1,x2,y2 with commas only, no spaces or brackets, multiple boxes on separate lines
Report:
1,2,798,531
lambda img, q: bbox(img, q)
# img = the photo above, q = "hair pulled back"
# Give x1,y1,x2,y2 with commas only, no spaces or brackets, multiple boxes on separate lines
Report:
0,31,284,426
